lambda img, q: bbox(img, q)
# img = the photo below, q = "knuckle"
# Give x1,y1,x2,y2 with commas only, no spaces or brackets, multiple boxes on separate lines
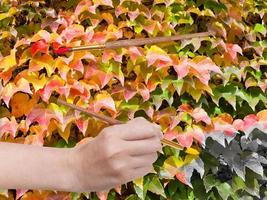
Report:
133,117,146,123
148,125,156,134
102,141,117,160
116,168,128,182
102,127,114,138
105,146,126,168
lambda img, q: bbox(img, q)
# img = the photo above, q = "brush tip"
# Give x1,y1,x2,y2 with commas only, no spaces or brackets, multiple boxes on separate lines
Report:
53,47,71,55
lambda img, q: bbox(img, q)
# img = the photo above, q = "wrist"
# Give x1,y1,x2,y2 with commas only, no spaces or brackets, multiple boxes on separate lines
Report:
58,148,81,192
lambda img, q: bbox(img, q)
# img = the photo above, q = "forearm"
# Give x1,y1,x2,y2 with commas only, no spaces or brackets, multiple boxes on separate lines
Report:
0,142,74,192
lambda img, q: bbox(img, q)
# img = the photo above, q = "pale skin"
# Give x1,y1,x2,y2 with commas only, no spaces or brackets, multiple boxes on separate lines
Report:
0,117,163,193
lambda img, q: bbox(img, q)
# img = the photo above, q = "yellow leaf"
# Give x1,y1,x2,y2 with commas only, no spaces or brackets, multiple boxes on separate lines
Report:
184,154,199,165
8,7,17,15
186,147,200,155
58,122,72,143
29,54,55,77
31,30,51,42
86,118,108,137
0,49,17,72
101,12,114,24
133,177,143,188
24,73,47,92
0,31,11,40
47,119,58,139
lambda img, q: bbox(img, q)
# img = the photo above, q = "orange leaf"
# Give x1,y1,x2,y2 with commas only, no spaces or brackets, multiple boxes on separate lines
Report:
10,93,39,118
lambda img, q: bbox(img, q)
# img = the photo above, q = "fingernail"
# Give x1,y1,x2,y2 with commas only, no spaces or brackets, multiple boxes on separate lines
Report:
153,123,161,130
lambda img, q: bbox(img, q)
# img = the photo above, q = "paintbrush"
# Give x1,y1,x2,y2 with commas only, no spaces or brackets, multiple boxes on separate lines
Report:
49,97,183,150
53,31,212,55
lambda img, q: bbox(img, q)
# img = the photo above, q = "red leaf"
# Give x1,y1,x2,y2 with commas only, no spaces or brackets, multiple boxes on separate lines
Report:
26,108,63,129
173,58,190,79
0,117,19,138
192,107,211,125
137,83,150,101
243,114,258,130
60,24,84,43
175,171,190,186
233,119,244,132
225,43,243,61
76,118,89,136
191,125,205,144
176,132,193,148
39,76,65,102
31,39,49,57
124,86,137,102
164,127,179,141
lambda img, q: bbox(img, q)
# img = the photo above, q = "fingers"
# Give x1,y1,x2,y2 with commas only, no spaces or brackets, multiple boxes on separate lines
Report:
124,137,162,156
129,153,158,168
129,166,154,181
117,117,163,141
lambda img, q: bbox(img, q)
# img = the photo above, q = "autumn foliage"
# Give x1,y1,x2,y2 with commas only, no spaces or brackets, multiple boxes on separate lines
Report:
0,0,267,199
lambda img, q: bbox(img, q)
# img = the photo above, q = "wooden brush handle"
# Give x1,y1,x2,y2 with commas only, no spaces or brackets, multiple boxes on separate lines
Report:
56,99,183,150
105,31,211,49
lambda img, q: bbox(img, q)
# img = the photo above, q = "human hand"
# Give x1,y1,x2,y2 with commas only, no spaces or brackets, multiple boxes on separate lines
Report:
68,117,163,192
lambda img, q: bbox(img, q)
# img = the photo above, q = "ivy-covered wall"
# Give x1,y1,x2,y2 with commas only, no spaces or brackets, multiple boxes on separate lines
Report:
0,0,266,199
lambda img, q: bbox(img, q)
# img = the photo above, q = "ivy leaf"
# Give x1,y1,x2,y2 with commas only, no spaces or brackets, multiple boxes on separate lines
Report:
253,24,266,35
29,54,55,77
203,174,220,193
146,45,172,68
0,49,17,72
93,91,117,114
232,176,246,193
244,153,264,177
0,78,32,106
133,177,147,200
179,158,204,187
147,176,166,198
0,117,18,138
26,106,63,129
31,39,49,57
204,0,227,12
216,182,232,200
10,92,39,118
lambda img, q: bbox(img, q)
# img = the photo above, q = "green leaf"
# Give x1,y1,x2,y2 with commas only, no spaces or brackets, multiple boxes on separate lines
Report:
70,192,80,200
53,138,76,148
107,190,116,200
245,170,260,198
254,23,266,35
147,176,166,198
204,0,227,12
203,174,220,192
133,177,145,200
167,180,179,197
232,176,246,192
216,182,232,200
125,194,141,200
